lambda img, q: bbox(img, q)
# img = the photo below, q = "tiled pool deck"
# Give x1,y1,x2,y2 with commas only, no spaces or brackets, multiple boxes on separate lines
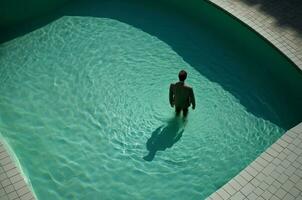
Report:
206,0,302,199
0,141,36,200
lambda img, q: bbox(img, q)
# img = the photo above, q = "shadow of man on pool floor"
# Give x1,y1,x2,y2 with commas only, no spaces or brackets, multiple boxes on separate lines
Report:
143,117,186,161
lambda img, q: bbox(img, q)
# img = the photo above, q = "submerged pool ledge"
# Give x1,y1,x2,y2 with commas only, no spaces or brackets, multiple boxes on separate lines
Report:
208,0,302,72
206,122,302,199
0,140,37,200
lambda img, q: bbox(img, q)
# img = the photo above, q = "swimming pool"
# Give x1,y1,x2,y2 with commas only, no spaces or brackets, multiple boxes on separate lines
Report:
1,0,302,199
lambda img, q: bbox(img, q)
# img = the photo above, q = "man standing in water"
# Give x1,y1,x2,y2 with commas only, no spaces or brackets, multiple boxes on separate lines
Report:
169,70,196,117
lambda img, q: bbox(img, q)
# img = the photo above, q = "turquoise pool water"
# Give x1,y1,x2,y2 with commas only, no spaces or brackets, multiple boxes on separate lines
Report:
0,0,302,199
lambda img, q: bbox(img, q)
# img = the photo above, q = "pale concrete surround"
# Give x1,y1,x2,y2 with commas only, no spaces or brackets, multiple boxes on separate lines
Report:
208,0,302,71
205,1,302,198
0,141,37,200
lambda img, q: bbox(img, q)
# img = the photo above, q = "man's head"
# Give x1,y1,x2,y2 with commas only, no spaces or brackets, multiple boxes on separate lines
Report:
178,70,187,81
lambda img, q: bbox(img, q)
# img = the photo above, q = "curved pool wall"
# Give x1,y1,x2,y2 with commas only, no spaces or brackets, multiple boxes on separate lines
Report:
200,1,302,199
206,0,302,72
0,0,69,28
0,0,302,199
159,0,302,70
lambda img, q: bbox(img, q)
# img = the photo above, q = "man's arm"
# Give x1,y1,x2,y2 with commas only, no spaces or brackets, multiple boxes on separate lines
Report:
190,88,196,109
169,84,174,107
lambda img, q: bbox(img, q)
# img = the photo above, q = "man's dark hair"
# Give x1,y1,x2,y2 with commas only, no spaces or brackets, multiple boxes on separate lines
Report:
178,70,187,81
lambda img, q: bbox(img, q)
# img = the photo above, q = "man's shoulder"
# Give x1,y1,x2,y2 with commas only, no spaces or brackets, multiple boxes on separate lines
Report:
173,82,192,88
184,84,192,90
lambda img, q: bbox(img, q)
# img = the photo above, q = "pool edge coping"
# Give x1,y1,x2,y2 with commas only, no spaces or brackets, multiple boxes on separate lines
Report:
0,139,37,200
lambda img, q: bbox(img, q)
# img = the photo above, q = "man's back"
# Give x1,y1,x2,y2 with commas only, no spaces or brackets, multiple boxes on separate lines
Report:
170,81,195,109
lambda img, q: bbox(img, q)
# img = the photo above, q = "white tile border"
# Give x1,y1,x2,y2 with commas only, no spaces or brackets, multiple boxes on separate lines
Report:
0,140,37,200
206,123,302,200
